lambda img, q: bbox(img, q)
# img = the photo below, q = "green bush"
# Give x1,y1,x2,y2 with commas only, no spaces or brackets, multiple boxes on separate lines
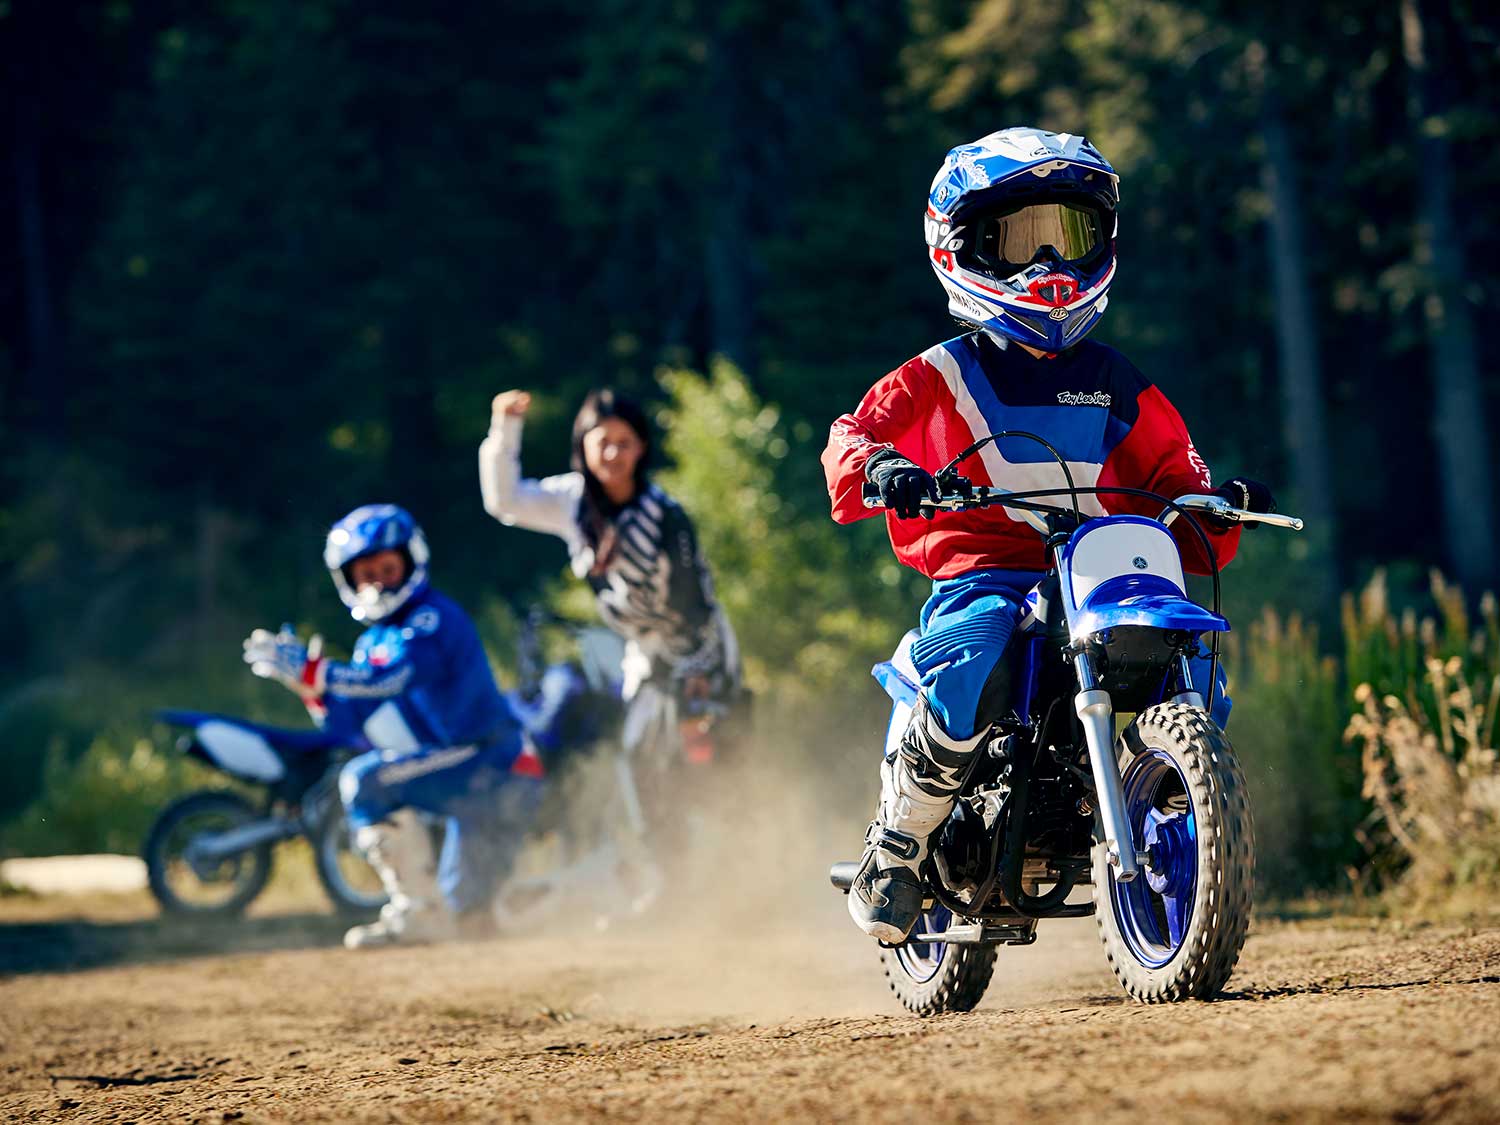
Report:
0,657,311,857
655,361,918,697
655,361,920,799
0,678,97,827
1345,569,1500,732
3,731,220,857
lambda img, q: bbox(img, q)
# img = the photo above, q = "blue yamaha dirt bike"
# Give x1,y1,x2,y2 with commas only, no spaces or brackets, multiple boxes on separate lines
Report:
147,615,623,920
831,432,1301,1013
146,710,384,917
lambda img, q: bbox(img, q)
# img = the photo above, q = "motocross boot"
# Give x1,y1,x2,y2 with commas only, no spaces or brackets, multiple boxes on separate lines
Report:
343,810,456,950
848,699,988,942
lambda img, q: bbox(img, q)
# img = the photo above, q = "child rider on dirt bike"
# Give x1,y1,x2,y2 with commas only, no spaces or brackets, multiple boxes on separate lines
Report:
243,504,544,949
822,127,1277,944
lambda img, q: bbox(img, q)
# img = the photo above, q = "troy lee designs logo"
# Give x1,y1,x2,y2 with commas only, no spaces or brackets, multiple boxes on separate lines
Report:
1057,391,1111,406
1028,272,1078,307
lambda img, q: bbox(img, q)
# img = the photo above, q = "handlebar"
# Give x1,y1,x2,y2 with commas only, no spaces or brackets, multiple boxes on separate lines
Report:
860,482,1304,532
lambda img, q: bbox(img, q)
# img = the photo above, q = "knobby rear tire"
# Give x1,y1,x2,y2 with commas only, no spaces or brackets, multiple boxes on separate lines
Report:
311,805,388,916
1093,702,1255,1002
878,936,998,1017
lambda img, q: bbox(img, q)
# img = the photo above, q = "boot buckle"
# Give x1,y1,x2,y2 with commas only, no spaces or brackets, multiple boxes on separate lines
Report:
864,821,920,863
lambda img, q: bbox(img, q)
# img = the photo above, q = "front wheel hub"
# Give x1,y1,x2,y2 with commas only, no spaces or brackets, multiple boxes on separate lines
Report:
1109,747,1201,967
1142,811,1194,898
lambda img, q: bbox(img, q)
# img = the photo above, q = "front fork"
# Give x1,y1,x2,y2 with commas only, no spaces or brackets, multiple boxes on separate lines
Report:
1071,650,1145,883
1172,653,1207,710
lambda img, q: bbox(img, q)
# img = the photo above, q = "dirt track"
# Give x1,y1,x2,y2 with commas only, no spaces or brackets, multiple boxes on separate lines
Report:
3,888,1499,1124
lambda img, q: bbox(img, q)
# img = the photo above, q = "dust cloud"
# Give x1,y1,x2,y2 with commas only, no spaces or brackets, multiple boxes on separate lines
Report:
493,737,1105,1025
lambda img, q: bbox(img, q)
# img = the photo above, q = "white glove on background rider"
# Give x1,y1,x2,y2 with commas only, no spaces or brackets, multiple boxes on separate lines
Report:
243,625,325,699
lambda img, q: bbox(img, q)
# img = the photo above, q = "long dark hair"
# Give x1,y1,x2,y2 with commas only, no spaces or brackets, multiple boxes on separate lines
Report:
571,388,653,540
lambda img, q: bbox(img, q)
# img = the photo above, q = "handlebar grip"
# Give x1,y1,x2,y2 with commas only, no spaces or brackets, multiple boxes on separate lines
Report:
862,482,883,508
1242,511,1304,531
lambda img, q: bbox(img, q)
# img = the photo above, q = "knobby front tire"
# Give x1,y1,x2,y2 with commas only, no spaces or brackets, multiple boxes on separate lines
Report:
1093,703,1255,1002
144,790,274,917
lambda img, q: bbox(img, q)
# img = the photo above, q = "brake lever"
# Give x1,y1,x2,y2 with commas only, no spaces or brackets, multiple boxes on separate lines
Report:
1165,494,1304,531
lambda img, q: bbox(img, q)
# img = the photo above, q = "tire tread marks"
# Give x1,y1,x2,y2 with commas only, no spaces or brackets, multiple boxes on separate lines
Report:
1093,703,1255,1003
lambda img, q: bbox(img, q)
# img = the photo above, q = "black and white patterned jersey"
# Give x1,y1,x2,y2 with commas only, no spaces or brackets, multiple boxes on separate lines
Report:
479,415,739,689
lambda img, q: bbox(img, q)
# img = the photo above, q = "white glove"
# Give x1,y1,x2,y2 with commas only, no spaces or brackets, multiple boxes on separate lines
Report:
243,625,324,697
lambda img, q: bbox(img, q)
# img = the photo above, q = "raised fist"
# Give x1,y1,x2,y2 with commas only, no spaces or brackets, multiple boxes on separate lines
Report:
491,390,532,423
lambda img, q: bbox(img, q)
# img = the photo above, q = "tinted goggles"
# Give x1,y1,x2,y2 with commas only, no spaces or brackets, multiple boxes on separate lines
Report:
973,202,1108,272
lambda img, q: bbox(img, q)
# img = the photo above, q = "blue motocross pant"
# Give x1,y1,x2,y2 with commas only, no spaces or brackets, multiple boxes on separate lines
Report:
909,569,1231,741
339,735,543,914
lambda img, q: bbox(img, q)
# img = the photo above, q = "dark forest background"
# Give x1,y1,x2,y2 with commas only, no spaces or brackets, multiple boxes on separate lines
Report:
3,0,1499,896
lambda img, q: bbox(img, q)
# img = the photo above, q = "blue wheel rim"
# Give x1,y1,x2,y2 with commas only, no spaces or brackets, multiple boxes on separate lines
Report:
1108,749,1197,969
895,905,952,983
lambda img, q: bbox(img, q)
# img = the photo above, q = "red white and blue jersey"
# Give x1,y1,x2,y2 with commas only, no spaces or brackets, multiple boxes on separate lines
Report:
822,332,1241,579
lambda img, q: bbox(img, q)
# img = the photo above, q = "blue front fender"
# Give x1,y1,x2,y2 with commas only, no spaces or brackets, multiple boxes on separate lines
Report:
1071,593,1230,641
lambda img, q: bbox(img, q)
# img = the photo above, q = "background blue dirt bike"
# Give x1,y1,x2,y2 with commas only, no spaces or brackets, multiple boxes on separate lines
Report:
145,709,384,916
146,613,625,920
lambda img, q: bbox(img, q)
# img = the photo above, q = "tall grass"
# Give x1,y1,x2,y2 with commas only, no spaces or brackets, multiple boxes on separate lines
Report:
1345,586,1500,899
1226,610,1356,894
1231,571,1500,902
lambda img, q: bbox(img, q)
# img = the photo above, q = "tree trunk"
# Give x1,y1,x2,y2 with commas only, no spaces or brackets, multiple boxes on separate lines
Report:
196,494,225,662
1260,89,1341,612
11,24,62,437
703,24,756,379
1401,0,1497,594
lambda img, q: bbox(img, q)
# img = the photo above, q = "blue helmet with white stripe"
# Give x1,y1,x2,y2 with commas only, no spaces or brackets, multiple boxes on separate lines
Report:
926,127,1119,353
324,504,430,622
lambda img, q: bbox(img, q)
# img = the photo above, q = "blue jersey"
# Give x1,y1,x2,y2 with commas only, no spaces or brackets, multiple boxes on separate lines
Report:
320,588,520,762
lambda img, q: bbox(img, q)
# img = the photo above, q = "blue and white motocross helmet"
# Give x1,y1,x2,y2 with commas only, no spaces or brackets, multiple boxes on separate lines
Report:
926,127,1119,353
324,504,430,623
